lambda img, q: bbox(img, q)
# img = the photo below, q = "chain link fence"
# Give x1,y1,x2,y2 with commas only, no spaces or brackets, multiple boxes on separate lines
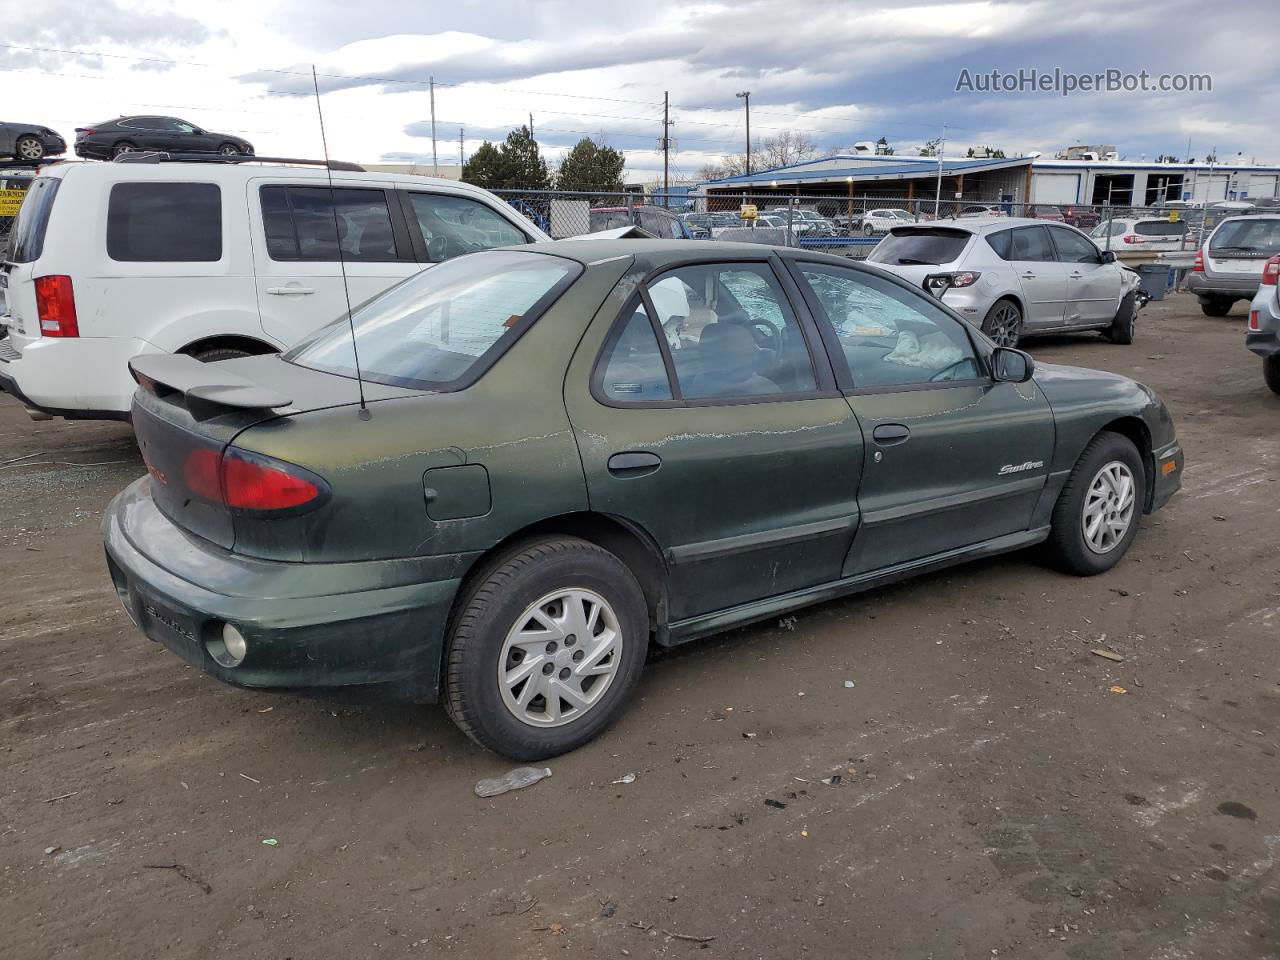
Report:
492,187,1236,261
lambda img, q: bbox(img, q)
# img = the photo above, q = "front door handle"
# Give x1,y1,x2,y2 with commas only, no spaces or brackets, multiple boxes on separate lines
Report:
607,451,661,476
872,423,911,445
1068,272,1084,279
266,286,316,296
1021,271,1036,279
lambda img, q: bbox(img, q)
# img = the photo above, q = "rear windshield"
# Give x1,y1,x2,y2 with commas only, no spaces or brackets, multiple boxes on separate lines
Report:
7,177,59,263
1209,218,1280,253
1134,220,1187,237
868,228,970,266
284,250,580,390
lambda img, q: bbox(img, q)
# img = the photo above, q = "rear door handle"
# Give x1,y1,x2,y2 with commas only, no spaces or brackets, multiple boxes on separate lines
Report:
607,451,661,476
872,423,910,445
266,286,316,295
1068,272,1084,279
1021,271,1036,279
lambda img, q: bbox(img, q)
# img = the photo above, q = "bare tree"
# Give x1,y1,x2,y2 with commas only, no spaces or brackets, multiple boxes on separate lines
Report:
696,130,819,181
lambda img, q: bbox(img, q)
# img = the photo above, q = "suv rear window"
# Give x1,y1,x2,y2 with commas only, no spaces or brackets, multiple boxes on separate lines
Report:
7,177,59,263
1209,218,1280,253
1134,220,1186,237
868,228,970,266
284,251,580,390
107,182,221,262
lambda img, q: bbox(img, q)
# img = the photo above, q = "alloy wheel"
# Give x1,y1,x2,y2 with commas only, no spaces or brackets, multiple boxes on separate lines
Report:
219,145,240,155
1081,461,1136,554
498,588,622,728
987,302,1021,347
17,138,43,160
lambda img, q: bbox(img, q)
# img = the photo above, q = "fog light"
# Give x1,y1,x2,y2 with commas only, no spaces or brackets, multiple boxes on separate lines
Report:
207,623,248,668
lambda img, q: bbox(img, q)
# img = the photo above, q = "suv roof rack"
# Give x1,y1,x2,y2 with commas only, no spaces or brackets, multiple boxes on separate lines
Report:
112,152,366,173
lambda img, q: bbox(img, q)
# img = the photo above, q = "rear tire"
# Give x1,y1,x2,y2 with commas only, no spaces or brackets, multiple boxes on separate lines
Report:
112,141,137,159
444,537,649,760
191,347,253,363
1201,297,1232,317
1264,355,1280,395
1044,432,1145,576
15,135,44,161
982,299,1023,348
1105,291,1137,344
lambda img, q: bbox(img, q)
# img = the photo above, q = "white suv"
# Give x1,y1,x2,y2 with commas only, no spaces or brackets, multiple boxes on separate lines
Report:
0,158,547,420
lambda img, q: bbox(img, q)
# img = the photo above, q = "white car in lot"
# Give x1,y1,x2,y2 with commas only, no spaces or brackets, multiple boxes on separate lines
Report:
0,158,547,420
866,217,1140,348
1090,217,1190,252
1247,254,1280,393
858,208,915,235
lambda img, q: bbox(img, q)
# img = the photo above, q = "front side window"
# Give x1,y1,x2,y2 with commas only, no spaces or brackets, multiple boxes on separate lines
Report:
597,304,673,402
260,185,400,262
107,182,221,262
798,263,980,388
644,263,816,401
1048,227,1101,263
285,251,578,390
407,193,528,262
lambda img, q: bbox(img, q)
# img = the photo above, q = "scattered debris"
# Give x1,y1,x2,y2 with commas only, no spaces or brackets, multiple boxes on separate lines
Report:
664,930,716,943
239,773,261,784
144,862,212,895
611,773,636,785
261,838,279,847
800,827,809,838
475,767,552,798
1213,515,1227,522
823,775,843,786
778,616,798,631
44,846,60,856
257,707,274,714
1216,801,1257,820
763,798,788,810
42,792,78,804
742,732,757,739
533,922,565,935
1110,685,1128,695
599,899,617,918
490,894,538,916
843,680,856,689
1091,649,1125,663
1110,588,1130,597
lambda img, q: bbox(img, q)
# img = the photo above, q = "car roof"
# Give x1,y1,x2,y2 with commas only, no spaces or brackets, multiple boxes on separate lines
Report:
522,237,866,268
893,216,1053,235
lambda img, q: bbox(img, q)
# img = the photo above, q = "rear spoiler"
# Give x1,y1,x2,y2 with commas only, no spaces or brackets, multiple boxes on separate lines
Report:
129,354,291,421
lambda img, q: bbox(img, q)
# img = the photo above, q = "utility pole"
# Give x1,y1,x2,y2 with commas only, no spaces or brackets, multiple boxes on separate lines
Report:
736,90,751,176
429,76,438,176
660,91,674,207
459,126,464,169
529,112,534,137
933,125,947,218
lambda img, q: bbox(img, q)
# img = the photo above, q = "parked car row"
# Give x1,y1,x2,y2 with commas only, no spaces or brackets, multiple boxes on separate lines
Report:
0,114,254,162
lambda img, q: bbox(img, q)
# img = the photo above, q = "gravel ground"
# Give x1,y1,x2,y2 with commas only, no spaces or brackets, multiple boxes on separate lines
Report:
2,291,1278,960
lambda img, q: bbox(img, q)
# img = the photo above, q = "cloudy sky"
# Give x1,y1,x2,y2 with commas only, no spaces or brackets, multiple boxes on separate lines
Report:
7,0,1278,182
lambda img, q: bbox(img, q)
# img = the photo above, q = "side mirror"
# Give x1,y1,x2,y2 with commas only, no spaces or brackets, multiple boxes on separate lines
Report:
1100,250,1117,264
992,346,1035,383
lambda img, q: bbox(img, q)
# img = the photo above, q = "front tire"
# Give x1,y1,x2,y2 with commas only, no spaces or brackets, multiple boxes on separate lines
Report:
444,537,649,760
1044,432,1145,576
218,143,241,156
863,224,875,236
1264,355,1280,395
1105,291,1137,344
15,135,44,161
982,299,1023,348
1201,297,1232,317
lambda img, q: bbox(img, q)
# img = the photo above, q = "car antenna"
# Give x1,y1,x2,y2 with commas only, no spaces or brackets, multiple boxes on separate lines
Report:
312,65,370,420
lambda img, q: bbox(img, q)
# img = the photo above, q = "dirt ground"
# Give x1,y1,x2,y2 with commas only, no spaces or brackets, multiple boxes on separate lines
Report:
2,291,1278,960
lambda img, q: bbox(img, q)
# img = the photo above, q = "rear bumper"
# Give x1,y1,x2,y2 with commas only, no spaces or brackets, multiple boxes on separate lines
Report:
1246,291,1280,357
102,477,476,703
1186,273,1260,299
0,334,162,419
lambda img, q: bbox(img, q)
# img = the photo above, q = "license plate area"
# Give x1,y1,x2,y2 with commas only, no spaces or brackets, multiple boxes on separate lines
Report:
136,588,201,649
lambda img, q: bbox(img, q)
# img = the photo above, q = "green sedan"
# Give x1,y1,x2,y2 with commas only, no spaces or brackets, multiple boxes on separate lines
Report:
103,240,1184,759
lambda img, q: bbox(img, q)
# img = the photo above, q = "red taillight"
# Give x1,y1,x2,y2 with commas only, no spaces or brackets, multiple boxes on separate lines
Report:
222,452,322,511
182,448,325,511
1249,310,1262,331
1193,250,1204,272
1122,234,1144,244
35,275,78,337
1261,256,1280,286
950,271,982,287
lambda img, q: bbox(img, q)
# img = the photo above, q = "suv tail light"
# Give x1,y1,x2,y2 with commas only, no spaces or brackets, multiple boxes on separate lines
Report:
183,448,328,513
1249,310,1262,331
1261,255,1280,286
1193,249,1204,272
35,275,79,337
1122,234,1144,244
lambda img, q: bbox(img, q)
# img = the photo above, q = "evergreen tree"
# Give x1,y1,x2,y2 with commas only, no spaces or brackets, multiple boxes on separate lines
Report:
462,141,510,190
556,137,626,194
502,126,551,190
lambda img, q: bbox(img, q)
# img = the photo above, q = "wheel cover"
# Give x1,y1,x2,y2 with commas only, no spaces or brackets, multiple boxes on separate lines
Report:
498,588,622,728
220,146,238,155
18,138,41,159
988,303,1021,347
1082,460,1137,554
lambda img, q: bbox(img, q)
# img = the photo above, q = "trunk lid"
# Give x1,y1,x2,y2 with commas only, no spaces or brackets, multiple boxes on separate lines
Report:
130,353,417,548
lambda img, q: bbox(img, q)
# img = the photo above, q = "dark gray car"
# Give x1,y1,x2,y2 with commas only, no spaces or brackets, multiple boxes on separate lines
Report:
0,122,66,161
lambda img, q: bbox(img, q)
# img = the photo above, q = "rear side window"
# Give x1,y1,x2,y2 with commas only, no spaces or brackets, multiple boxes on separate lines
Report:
1010,225,1055,261
260,185,401,262
107,182,221,262
406,193,527,261
986,229,1013,259
868,228,970,266
8,177,59,263
597,305,673,402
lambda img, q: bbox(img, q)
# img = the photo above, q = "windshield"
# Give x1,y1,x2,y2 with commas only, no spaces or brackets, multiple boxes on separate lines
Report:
868,228,971,266
1209,218,1280,253
285,251,580,390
